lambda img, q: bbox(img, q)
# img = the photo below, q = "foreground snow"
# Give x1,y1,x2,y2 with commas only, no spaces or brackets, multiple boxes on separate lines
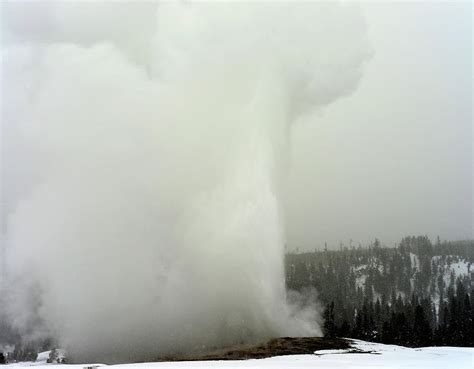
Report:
4,340,473,368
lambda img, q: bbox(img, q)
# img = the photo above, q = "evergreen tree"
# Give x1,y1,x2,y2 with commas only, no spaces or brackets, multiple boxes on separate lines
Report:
323,302,336,338
413,305,431,346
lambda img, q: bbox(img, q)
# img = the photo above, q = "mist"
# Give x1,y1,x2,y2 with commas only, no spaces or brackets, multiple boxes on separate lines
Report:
1,1,370,363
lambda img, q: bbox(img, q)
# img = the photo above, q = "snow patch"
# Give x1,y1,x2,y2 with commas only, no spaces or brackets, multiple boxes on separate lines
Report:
314,349,350,355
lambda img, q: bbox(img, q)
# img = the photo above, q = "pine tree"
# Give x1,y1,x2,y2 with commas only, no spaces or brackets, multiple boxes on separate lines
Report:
413,305,431,346
323,302,336,338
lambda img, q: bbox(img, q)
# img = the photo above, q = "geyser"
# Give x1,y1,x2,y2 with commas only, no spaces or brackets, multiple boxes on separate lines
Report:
1,1,370,362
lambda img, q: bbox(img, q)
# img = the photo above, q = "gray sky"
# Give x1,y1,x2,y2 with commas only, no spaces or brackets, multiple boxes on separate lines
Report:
285,1,472,250
1,1,472,252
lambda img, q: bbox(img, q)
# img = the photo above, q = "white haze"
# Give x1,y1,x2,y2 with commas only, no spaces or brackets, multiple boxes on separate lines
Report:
0,1,370,363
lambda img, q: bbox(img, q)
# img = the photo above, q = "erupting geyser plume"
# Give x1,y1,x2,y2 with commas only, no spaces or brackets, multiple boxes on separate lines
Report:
1,1,370,363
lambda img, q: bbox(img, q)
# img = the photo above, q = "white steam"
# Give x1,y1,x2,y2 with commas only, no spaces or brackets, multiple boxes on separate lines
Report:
1,1,370,363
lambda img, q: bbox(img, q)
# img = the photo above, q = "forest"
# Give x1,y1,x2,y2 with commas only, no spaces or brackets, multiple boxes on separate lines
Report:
286,236,473,347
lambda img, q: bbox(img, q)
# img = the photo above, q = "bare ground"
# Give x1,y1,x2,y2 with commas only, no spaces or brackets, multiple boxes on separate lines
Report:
158,337,353,361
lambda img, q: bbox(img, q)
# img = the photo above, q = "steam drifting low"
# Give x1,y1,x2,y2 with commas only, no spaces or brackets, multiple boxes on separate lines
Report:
1,1,370,363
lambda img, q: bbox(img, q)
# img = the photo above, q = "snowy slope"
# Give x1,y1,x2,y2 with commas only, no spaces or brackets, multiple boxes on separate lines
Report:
4,340,473,369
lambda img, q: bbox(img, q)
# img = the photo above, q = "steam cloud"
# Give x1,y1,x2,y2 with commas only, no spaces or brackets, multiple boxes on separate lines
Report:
1,1,370,363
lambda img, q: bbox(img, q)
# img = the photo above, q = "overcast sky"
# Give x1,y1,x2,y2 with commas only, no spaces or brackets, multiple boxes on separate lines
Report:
1,1,472,251
285,1,472,249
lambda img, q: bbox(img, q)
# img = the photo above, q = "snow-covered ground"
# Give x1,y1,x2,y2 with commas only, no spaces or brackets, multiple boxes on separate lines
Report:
3,340,473,369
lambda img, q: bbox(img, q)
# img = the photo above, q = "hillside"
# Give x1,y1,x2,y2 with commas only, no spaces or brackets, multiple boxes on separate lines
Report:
286,236,473,347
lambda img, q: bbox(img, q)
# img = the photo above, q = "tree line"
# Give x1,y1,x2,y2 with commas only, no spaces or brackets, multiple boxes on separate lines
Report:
286,236,473,347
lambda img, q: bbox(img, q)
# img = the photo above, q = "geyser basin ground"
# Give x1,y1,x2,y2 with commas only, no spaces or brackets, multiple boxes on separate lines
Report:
5,339,473,368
